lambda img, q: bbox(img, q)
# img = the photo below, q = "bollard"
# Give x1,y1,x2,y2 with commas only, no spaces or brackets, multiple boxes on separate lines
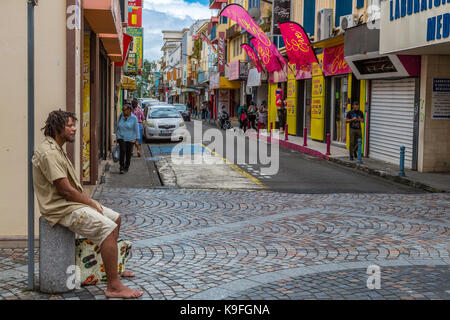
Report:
357,138,362,164
326,133,331,155
285,124,288,141
303,128,307,146
269,122,273,141
257,123,260,138
398,146,405,177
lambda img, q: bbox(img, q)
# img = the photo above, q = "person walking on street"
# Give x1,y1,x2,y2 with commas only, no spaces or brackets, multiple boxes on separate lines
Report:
278,99,287,133
116,104,139,174
32,110,143,299
258,101,268,129
247,101,257,130
131,99,145,157
238,104,248,133
346,101,364,161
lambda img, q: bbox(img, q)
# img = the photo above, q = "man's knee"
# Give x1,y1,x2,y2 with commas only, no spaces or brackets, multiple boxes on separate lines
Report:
115,214,121,226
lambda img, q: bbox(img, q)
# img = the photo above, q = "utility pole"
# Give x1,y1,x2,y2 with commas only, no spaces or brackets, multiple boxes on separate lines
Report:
27,0,38,291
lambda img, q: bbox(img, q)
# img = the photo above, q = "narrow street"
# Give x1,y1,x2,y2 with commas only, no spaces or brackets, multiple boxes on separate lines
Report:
3,120,448,301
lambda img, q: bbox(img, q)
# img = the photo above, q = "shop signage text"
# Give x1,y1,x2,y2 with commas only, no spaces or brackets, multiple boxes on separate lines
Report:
388,0,449,42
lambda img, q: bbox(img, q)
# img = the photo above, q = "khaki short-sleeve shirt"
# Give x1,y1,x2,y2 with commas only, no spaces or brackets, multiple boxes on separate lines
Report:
32,137,98,226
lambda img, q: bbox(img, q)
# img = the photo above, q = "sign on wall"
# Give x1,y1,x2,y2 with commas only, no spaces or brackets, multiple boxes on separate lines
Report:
380,1,450,54
322,44,352,76
218,32,226,73
128,6,142,28
432,78,450,119
126,27,143,73
272,0,291,35
82,33,91,182
128,0,142,6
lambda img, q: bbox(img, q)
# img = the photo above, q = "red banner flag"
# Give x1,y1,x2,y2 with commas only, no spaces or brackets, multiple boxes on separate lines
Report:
251,38,282,73
278,22,318,68
220,4,287,68
241,43,264,73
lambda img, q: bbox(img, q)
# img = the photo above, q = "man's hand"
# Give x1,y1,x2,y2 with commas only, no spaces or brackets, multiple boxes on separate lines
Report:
91,201,103,215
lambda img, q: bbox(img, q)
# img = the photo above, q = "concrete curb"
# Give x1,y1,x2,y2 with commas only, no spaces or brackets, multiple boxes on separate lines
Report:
327,157,447,193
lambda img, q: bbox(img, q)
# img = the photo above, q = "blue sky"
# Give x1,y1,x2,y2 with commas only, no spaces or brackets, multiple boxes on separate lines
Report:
142,0,214,62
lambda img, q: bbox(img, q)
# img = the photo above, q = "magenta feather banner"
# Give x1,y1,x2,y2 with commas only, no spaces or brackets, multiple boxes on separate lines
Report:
241,43,264,73
251,38,282,72
278,22,318,68
220,4,287,68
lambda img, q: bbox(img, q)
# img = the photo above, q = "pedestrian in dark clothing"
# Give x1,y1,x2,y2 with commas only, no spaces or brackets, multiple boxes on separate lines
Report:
238,104,248,133
116,104,139,174
346,101,364,161
247,101,257,130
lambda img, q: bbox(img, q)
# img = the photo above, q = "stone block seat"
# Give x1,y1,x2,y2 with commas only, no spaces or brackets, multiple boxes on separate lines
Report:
39,217,75,293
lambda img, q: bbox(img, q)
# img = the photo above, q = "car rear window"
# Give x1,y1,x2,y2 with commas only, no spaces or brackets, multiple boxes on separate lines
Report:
149,108,180,118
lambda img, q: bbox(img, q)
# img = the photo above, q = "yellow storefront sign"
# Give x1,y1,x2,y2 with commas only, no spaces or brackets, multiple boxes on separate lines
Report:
310,53,325,141
82,33,90,182
286,64,297,135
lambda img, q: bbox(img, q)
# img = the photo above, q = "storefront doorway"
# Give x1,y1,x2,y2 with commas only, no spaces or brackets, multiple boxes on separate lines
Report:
331,76,348,145
303,79,312,137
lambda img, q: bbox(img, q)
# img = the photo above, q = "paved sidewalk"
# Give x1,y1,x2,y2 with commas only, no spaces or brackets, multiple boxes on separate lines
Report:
1,189,448,300
199,117,450,193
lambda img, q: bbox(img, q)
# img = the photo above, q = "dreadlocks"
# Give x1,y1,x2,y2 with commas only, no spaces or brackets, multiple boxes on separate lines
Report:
42,109,77,139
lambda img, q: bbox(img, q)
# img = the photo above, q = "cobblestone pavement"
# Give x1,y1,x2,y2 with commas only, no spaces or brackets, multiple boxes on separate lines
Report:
0,188,449,300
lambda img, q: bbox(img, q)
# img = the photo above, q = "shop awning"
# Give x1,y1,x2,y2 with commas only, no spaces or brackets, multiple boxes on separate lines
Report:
181,88,196,93
210,76,241,90
115,34,133,67
121,76,136,90
99,33,123,61
83,0,122,34
312,35,344,49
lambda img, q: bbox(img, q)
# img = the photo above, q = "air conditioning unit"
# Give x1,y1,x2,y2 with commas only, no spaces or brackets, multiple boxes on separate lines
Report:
317,9,333,41
340,14,355,31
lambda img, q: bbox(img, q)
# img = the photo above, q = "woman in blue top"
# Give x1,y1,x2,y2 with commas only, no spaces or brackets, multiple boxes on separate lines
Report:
116,104,139,174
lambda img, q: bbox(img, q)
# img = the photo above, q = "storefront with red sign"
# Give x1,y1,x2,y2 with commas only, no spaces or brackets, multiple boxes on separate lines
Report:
322,44,354,147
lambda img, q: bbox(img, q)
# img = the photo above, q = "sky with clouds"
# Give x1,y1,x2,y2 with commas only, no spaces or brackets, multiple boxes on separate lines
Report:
142,0,214,62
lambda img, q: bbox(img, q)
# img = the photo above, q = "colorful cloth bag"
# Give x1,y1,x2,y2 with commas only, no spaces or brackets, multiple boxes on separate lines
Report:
75,238,132,286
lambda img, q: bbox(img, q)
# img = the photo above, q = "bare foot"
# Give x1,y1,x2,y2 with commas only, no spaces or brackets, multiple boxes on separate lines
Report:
106,284,143,299
121,270,135,277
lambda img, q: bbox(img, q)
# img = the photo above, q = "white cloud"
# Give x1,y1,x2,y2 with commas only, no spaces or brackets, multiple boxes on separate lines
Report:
143,0,212,20
140,1,214,62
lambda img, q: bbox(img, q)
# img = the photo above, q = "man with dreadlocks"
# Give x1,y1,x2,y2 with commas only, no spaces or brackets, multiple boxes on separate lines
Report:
32,110,143,299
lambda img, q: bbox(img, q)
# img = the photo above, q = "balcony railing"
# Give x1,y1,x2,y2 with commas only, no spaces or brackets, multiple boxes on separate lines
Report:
209,0,227,10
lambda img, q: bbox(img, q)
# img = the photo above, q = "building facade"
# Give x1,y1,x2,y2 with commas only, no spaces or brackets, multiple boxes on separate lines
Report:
0,0,134,242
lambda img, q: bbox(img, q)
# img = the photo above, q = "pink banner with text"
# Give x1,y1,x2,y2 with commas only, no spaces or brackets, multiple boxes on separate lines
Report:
322,44,351,76
251,38,282,73
241,43,264,73
279,22,317,68
220,4,286,68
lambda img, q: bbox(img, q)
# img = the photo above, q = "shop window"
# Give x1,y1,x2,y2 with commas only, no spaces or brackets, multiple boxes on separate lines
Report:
303,0,315,36
335,0,352,27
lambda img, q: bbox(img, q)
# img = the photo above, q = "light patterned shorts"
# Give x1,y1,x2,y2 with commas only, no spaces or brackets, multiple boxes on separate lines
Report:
59,206,120,247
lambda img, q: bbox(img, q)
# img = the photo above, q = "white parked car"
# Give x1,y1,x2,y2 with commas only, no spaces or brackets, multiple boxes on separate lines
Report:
144,106,186,142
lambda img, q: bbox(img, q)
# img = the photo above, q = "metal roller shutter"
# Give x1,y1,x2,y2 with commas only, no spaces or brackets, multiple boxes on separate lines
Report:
369,79,416,168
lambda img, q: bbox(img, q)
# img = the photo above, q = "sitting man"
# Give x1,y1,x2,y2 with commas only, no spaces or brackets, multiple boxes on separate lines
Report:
32,110,143,299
